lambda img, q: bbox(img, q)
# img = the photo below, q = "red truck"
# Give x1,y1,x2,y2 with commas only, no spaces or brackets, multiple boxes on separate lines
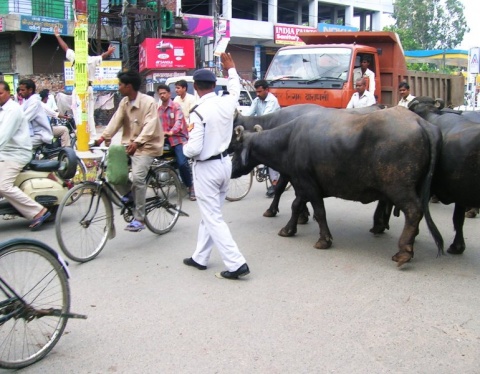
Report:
266,31,464,108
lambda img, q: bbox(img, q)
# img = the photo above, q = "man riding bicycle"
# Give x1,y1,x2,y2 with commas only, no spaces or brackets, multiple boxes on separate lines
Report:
94,70,164,232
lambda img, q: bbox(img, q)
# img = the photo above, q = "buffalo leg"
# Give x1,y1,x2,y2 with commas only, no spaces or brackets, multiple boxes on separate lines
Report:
263,175,289,217
309,196,333,249
447,203,467,254
278,195,306,237
391,199,423,267
370,200,393,234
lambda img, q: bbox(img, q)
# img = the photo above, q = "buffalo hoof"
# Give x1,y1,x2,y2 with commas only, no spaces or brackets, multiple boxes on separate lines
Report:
392,251,413,267
278,227,296,237
314,238,332,249
447,244,466,255
369,224,388,234
263,208,277,218
465,208,478,219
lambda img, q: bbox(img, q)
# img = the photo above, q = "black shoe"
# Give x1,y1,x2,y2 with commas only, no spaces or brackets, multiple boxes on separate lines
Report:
183,257,207,270
220,263,250,279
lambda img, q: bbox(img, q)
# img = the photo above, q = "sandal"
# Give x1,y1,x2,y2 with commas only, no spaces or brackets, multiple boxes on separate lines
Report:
29,210,52,231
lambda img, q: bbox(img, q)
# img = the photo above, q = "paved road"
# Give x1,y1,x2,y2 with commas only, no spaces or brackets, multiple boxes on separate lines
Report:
1,180,480,373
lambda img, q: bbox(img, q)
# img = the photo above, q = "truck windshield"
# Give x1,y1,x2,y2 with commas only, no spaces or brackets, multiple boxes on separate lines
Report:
266,47,352,83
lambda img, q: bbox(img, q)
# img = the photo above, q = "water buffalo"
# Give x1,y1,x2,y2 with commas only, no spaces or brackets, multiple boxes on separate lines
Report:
230,106,444,267
407,97,480,254
233,104,385,221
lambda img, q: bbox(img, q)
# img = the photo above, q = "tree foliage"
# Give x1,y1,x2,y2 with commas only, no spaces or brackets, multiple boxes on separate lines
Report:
386,0,469,50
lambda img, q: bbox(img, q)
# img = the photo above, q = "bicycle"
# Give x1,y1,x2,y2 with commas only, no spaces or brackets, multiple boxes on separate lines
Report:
55,146,189,263
0,238,86,370
226,163,290,201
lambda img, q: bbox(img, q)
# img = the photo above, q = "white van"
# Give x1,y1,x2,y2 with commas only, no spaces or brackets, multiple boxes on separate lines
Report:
164,76,255,114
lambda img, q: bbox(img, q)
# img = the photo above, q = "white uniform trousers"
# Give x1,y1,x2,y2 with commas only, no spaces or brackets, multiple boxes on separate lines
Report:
0,161,43,219
191,157,246,271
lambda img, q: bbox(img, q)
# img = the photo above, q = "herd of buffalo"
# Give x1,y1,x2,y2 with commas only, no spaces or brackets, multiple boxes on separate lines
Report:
229,97,480,267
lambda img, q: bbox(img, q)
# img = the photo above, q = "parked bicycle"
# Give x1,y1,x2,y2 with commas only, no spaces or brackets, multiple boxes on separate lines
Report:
226,163,290,201
55,146,189,263
0,238,86,370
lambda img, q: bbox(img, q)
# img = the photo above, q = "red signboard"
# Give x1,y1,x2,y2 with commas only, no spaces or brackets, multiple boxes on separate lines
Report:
0,18,3,32
139,38,196,72
274,24,317,45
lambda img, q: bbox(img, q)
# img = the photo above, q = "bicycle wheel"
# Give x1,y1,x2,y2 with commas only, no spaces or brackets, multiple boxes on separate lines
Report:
55,183,114,262
0,242,70,369
145,166,182,234
226,171,253,201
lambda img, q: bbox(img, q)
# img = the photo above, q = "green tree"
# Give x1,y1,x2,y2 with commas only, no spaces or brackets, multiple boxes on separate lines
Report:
387,0,469,50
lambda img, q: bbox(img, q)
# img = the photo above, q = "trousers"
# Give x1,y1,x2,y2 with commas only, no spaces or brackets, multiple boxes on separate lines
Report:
114,155,154,222
191,156,246,271
0,160,43,219
173,143,192,188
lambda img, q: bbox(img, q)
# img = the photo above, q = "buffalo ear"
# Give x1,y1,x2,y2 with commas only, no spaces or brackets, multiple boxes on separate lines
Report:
434,98,445,110
234,125,245,141
253,124,263,132
407,99,419,110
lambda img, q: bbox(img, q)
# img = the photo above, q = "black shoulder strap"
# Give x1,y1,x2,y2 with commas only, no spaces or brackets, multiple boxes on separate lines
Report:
189,104,205,124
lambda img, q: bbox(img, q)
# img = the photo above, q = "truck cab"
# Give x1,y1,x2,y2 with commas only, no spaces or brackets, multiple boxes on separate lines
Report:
266,44,381,108
266,31,464,108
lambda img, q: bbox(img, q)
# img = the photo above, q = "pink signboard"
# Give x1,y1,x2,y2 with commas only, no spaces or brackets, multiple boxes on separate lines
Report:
139,38,196,72
184,15,230,38
274,24,317,45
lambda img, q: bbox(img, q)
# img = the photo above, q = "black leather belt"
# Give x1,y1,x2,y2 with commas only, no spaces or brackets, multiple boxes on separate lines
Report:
200,150,228,161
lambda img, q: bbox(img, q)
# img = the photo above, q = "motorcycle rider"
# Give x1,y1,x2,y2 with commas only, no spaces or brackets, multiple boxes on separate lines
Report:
39,89,71,147
0,81,51,229
18,79,53,148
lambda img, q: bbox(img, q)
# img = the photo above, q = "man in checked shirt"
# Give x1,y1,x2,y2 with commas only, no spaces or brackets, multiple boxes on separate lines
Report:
156,84,195,201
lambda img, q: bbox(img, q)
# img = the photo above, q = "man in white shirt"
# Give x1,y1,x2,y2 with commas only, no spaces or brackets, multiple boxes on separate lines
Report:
39,89,71,147
353,56,375,94
397,82,415,108
347,78,376,109
0,81,51,229
244,79,281,197
17,79,53,148
173,79,196,123
182,53,250,280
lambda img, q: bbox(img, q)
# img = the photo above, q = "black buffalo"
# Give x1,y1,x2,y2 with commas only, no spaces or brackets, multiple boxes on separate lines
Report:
230,106,444,266
233,104,384,220
407,97,480,254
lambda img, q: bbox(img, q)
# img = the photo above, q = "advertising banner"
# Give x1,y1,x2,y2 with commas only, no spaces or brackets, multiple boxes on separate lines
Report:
64,60,122,92
274,24,316,45
184,15,230,38
317,23,359,32
20,15,67,35
469,47,480,75
139,38,196,72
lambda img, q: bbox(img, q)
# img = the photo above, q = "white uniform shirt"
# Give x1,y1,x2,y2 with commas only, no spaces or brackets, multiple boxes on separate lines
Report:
398,94,415,108
0,99,33,164
183,68,241,161
353,67,376,94
346,90,376,109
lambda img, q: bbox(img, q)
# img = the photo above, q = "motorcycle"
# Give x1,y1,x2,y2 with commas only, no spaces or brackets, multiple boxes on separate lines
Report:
0,147,78,222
